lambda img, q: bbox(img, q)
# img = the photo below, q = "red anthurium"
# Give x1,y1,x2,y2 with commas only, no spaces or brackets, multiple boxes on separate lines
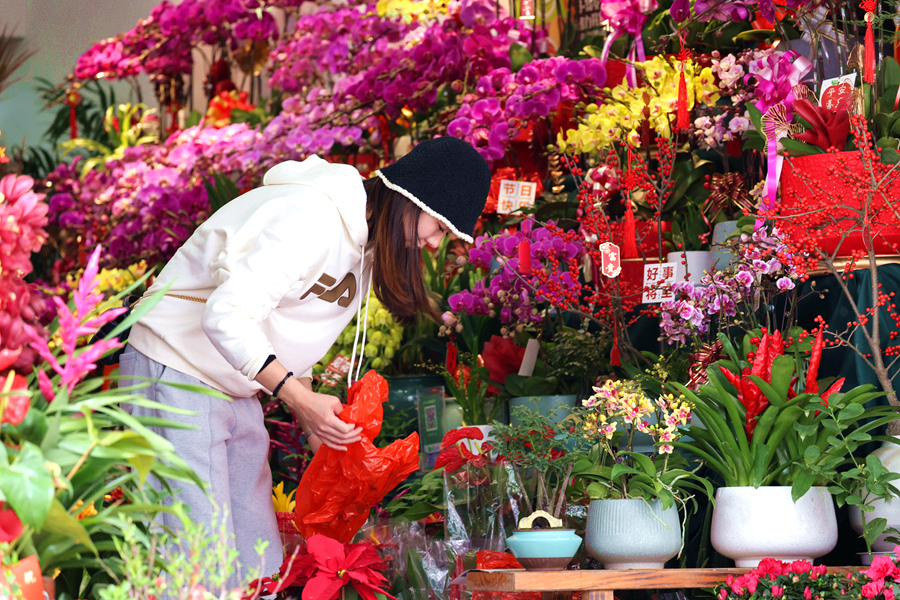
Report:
1,371,30,426
440,426,484,450
433,442,485,473
0,347,21,371
0,502,23,542
302,535,395,600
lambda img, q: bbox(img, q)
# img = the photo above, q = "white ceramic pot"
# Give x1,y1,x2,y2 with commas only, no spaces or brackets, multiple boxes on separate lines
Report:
666,251,713,284
584,499,682,569
711,486,838,567
849,442,900,551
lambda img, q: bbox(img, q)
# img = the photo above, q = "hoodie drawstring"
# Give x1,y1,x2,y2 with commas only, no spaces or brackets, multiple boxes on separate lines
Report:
348,247,372,387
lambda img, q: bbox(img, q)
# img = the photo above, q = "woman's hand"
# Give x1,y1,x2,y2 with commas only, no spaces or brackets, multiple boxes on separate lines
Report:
255,363,362,450
284,381,362,450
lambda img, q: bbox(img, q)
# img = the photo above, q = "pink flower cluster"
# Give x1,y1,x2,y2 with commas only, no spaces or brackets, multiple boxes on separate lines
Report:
448,56,606,162
264,0,534,159
74,0,283,83
0,175,51,372
659,226,801,345
27,247,126,399
46,123,266,269
447,218,583,333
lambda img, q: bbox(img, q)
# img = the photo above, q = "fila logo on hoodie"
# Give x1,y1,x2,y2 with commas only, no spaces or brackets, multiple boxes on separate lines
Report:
300,272,357,307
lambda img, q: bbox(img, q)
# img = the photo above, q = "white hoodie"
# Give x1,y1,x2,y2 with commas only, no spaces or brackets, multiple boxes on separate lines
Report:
128,156,369,398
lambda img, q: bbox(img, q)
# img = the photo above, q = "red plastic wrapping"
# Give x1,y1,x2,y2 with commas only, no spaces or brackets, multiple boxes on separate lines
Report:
472,552,541,600
294,370,420,543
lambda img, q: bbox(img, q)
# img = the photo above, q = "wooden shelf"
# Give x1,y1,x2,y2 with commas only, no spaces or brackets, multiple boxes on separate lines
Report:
466,567,861,600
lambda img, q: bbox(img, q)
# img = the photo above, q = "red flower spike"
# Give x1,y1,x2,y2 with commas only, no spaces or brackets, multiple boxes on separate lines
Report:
804,327,824,394
433,445,468,473
820,377,845,405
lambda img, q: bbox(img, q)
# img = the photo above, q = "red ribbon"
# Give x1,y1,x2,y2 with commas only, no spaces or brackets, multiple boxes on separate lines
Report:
64,90,82,140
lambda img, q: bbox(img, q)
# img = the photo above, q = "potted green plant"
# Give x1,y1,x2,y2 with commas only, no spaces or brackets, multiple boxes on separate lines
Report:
669,328,900,567
571,374,713,570
489,403,591,571
0,246,204,599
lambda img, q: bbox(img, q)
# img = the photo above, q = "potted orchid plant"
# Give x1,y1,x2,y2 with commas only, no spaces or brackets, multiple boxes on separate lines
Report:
570,372,713,569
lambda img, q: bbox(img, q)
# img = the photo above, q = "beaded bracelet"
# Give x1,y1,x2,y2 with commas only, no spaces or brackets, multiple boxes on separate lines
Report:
273,371,293,398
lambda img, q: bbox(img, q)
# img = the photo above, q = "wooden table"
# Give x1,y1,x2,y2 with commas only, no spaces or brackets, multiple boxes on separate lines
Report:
466,567,860,600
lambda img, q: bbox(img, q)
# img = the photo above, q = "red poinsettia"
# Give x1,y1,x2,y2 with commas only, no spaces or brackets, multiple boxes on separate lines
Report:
0,502,23,542
302,535,395,600
244,535,394,600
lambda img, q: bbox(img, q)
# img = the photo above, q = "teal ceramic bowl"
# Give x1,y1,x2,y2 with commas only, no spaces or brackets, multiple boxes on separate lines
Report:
506,529,582,571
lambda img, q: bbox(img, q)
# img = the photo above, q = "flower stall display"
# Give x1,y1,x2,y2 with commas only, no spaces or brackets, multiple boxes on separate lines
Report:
11,0,900,588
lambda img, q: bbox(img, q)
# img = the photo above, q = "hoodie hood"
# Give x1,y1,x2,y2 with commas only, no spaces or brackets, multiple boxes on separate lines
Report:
264,156,369,248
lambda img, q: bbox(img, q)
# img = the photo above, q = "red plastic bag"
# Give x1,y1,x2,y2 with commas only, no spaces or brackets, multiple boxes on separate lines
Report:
294,370,420,543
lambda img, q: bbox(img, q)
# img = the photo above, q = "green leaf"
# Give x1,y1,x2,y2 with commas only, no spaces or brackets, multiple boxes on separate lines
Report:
0,442,54,528
40,498,98,554
509,43,533,72
780,137,825,156
865,517,889,547
791,469,816,502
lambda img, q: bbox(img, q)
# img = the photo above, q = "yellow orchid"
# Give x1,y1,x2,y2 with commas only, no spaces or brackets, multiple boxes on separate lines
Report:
272,481,296,513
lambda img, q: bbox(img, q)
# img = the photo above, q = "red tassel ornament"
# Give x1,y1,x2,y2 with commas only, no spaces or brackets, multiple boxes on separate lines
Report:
675,28,691,130
862,1,876,84
610,321,622,367
65,89,82,140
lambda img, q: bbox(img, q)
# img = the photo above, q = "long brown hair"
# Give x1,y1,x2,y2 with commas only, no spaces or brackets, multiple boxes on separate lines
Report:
363,177,438,326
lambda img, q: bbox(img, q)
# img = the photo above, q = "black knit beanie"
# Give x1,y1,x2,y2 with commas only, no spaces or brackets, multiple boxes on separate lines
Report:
375,137,490,243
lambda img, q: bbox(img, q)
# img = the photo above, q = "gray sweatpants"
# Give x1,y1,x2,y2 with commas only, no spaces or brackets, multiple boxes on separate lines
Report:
119,346,283,585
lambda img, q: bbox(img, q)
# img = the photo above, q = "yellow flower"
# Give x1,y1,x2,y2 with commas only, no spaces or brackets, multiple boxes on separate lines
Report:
272,481,296,512
72,500,98,520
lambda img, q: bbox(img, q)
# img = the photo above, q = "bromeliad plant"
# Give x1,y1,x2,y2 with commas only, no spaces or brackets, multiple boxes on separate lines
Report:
670,327,900,547
571,372,713,511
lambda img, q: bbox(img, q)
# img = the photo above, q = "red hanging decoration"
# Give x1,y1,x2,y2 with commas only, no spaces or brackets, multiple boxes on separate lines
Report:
862,1,876,84
610,321,622,367
621,148,639,259
64,89,82,140
675,28,691,130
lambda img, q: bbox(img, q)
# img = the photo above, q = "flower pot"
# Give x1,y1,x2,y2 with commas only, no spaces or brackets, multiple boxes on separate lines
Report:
0,555,45,600
711,486,838,567
506,528,583,571
666,251,712,284
710,220,739,271
849,441,900,552
584,498,682,569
